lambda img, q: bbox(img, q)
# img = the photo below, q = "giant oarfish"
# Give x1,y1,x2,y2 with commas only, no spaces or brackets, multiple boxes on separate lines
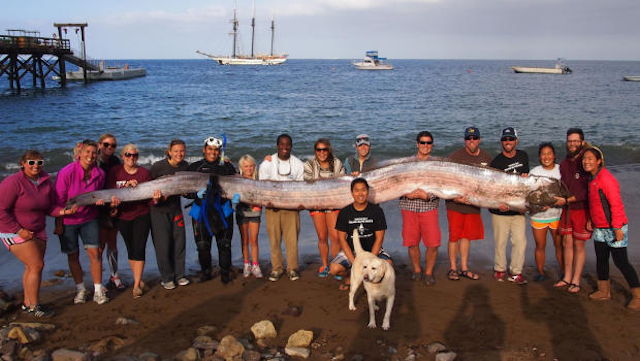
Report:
68,158,565,213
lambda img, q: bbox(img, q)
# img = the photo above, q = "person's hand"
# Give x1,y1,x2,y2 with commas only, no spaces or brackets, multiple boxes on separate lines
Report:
615,228,624,241
152,190,162,204
521,173,529,178
111,196,121,207
350,171,360,176
265,201,274,209
232,193,240,205
498,203,510,212
264,154,273,162
586,220,593,232
63,204,79,216
126,179,138,188
454,196,471,205
96,199,105,206
553,196,566,207
297,204,305,211
17,228,34,241
406,189,427,200
196,189,207,199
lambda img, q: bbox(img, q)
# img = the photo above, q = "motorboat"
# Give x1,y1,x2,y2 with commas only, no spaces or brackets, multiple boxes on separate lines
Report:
623,76,640,82
353,51,394,70
511,59,572,74
53,61,146,82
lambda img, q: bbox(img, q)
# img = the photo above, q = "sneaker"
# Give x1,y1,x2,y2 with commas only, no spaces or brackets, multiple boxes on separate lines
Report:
26,305,55,318
493,271,506,282
268,270,283,282
177,277,190,286
243,263,251,278
110,275,126,290
508,274,528,285
288,270,300,281
73,289,88,304
251,264,263,279
93,292,109,305
318,266,329,278
161,281,176,290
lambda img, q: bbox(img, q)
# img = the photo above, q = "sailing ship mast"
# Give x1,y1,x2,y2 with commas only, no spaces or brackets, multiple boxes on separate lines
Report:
231,0,239,58
270,12,275,56
250,0,256,58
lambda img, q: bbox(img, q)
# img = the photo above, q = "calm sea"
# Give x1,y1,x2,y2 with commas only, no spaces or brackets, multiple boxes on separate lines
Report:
1,59,640,178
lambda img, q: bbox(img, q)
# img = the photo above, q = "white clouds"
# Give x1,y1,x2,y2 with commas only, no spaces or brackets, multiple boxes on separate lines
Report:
95,5,227,27
274,0,439,17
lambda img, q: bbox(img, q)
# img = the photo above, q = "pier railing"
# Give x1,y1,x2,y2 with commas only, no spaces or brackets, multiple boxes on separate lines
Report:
0,35,71,53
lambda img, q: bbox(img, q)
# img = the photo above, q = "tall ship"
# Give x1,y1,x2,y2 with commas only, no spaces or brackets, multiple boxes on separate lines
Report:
197,0,287,65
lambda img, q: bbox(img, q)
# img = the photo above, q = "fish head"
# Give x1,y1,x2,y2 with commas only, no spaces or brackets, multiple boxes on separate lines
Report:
525,178,569,213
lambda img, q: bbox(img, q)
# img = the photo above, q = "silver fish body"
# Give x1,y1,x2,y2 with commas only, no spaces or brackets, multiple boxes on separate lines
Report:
69,159,564,213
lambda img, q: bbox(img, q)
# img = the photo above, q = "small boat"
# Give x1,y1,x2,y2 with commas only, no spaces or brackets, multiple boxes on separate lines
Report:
623,76,640,82
353,51,394,70
197,0,287,65
53,61,146,82
511,59,572,74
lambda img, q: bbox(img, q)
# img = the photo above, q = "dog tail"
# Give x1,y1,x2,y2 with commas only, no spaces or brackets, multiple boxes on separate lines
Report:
352,229,364,255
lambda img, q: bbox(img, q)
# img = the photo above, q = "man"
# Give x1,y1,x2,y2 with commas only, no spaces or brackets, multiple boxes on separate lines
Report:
553,128,592,293
344,134,377,176
330,178,392,290
445,126,492,281
189,136,236,284
399,131,440,286
489,127,530,284
259,134,304,281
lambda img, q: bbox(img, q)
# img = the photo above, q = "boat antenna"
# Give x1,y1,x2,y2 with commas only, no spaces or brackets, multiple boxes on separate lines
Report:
251,0,256,58
270,10,275,56
231,0,239,58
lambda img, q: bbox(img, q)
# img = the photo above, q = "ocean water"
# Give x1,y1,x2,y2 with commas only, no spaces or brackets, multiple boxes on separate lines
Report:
1,59,640,291
1,59,640,178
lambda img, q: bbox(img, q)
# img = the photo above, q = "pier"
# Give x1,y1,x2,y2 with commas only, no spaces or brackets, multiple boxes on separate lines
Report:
0,23,96,92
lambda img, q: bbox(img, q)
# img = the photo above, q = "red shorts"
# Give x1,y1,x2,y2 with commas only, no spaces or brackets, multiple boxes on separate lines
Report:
446,209,484,242
559,208,592,241
401,209,441,248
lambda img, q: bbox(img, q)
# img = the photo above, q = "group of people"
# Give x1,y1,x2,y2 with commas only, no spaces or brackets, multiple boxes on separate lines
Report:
1,127,639,319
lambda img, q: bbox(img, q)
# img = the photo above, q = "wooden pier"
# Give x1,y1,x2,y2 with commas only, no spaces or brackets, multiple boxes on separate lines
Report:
0,23,96,92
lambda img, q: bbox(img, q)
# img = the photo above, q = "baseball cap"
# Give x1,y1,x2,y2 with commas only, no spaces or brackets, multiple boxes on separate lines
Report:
355,134,371,147
464,127,480,139
501,127,518,140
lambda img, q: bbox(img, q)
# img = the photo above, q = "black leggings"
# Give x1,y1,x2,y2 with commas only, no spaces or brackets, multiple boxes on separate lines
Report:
118,213,151,261
594,241,640,288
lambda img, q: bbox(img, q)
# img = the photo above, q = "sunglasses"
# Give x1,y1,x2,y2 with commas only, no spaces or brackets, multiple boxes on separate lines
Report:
26,159,44,166
418,140,433,145
124,152,139,159
465,136,480,141
102,142,117,149
315,148,329,152
501,137,516,142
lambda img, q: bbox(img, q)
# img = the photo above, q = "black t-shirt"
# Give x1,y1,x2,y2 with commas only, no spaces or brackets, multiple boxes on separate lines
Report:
489,149,529,215
335,203,387,253
150,158,190,213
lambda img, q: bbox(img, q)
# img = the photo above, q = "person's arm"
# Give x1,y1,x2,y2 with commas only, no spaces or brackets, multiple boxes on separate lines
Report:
303,161,314,181
604,175,626,231
0,177,21,233
370,230,385,256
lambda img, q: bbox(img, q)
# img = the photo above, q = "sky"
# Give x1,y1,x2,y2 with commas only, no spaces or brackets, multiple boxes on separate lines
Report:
2,0,639,60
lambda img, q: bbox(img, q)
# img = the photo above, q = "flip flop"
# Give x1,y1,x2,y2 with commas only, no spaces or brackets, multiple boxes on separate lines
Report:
554,279,571,288
447,269,460,281
568,284,581,293
339,282,350,291
458,270,480,280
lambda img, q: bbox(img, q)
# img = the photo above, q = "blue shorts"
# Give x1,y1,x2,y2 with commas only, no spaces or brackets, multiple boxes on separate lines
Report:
330,248,392,270
61,219,100,254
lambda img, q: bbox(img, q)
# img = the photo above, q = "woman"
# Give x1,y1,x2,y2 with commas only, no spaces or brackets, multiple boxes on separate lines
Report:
237,154,263,279
106,144,154,298
304,138,345,277
97,133,125,290
0,151,73,317
55,140,111,305
529,143,563,281
150,139,190,290
583,147,639,309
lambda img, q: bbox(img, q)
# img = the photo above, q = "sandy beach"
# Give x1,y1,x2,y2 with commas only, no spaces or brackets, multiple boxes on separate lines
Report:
2,166,640,360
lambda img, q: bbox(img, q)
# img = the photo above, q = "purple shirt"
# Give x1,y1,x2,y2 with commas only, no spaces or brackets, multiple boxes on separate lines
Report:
560,149,588,210
55,161,105,225
0,171,61,240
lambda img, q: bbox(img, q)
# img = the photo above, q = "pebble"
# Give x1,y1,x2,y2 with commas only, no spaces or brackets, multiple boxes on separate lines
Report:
9,322,56,332
197,326,217,337
139,352,160,361
192,336,219,351
435,351,456,361
426,342,447,354
115,317,140,325
286,330,313,348
51,349,89,361
250,320,277,340
284,347,310,359
174,348,199,361
242,350,261,361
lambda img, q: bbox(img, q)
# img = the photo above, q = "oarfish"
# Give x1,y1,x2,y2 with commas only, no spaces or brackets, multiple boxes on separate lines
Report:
69,158,565,213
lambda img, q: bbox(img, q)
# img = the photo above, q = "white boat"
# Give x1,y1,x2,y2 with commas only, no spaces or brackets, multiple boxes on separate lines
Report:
511,59,572,74
352,51,394,70
197,0,287,65
623,76,640,82
53,62,146,82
